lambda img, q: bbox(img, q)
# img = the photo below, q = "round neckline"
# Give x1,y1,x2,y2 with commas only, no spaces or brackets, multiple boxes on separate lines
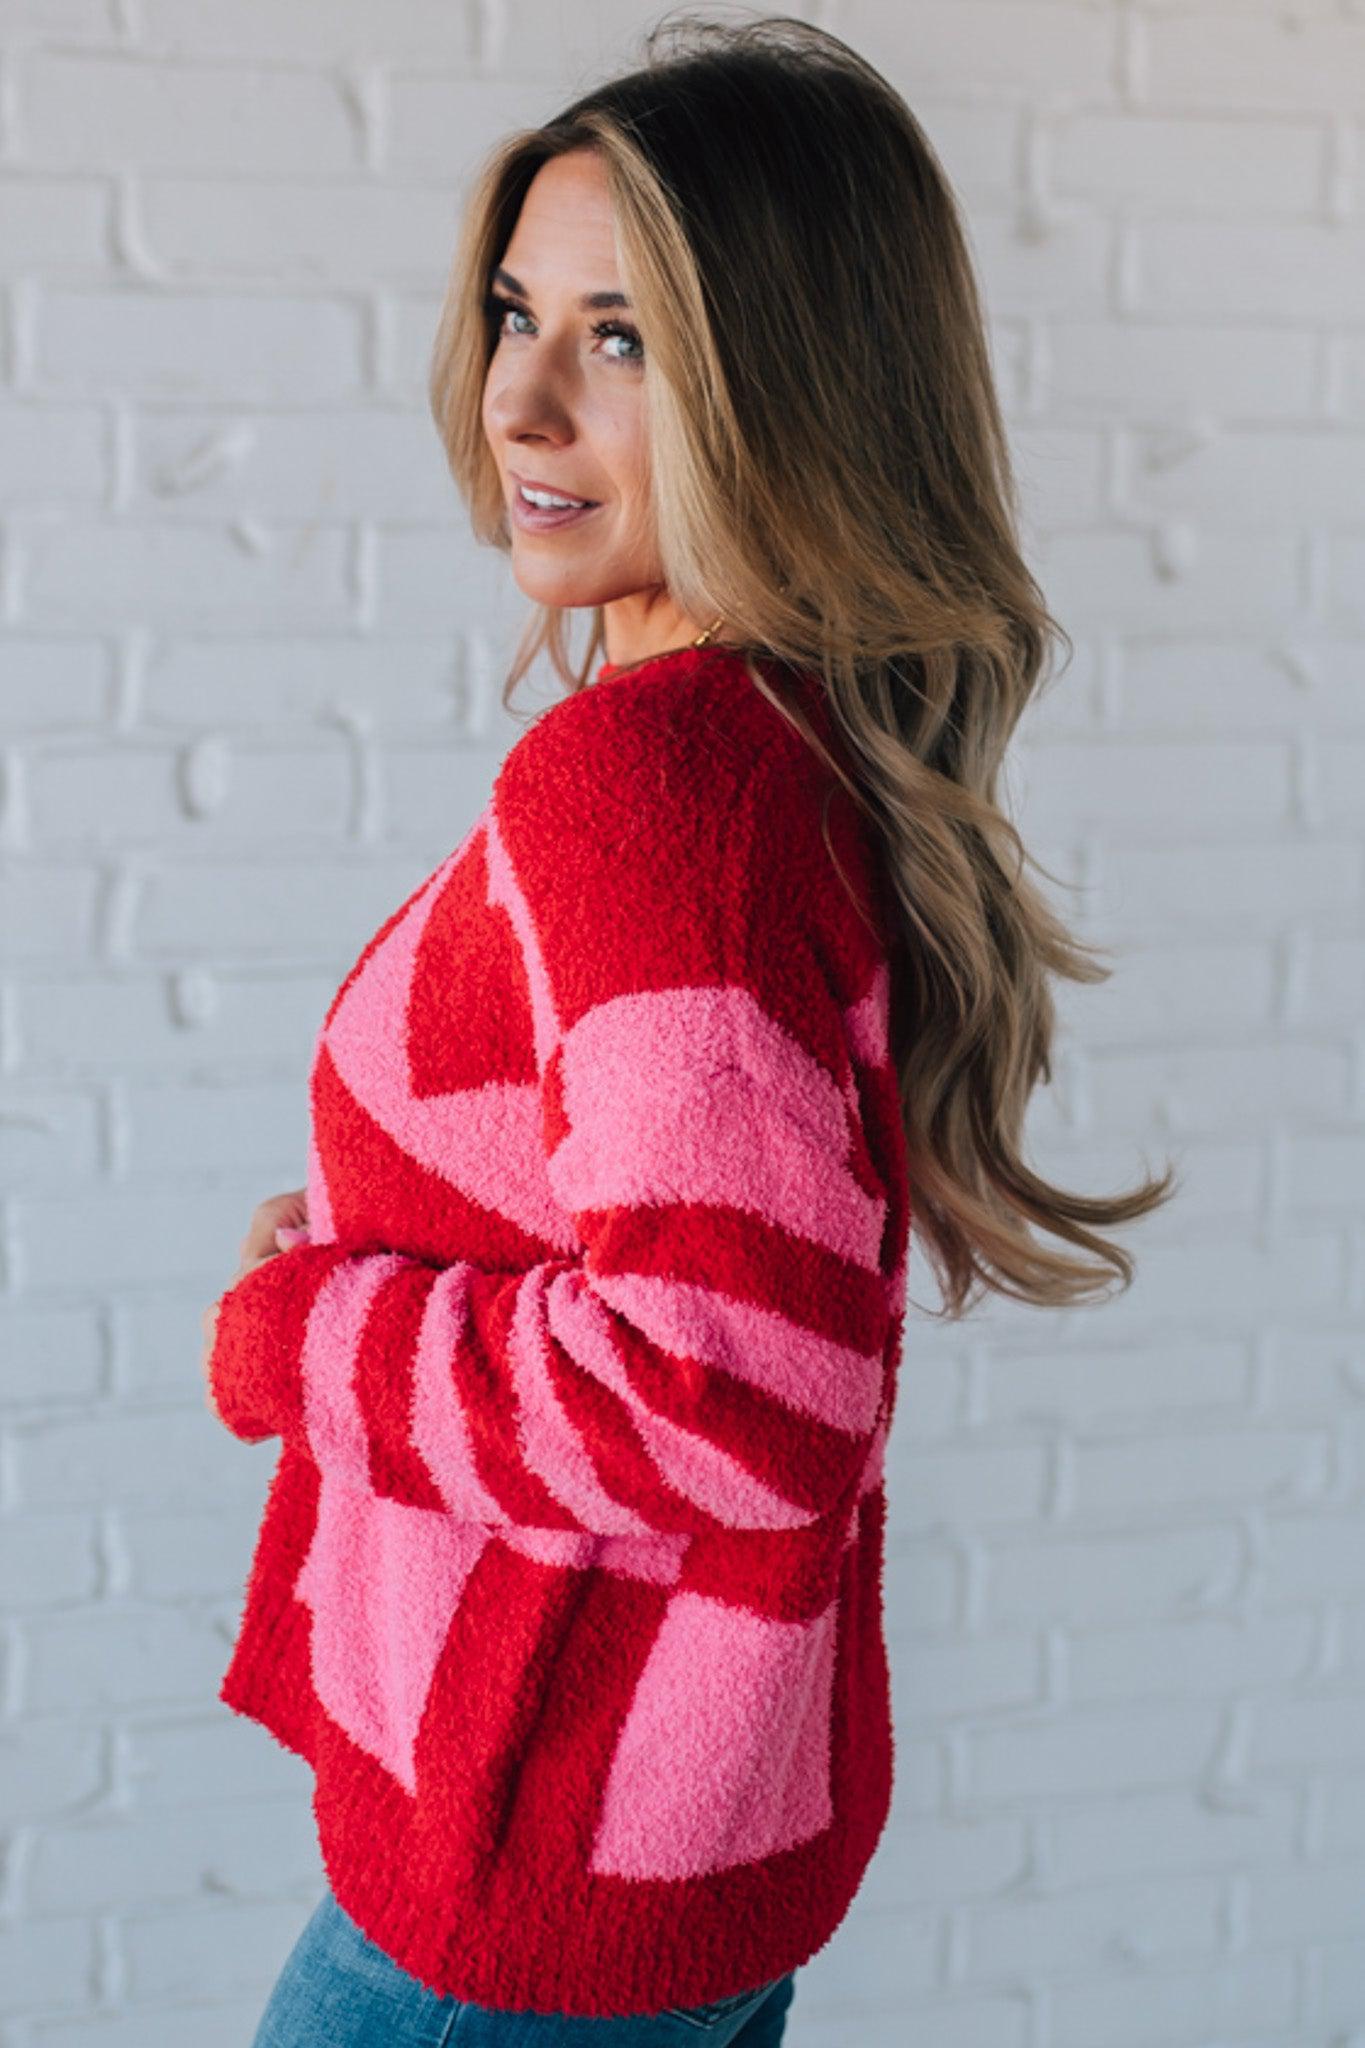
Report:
595,642,718,683
594,643,827,715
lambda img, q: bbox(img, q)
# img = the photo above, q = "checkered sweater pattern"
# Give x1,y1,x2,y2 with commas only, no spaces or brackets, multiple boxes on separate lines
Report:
209,643,911,2018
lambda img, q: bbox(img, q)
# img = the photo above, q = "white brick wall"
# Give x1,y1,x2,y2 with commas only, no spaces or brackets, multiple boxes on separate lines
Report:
2,2,1362,2043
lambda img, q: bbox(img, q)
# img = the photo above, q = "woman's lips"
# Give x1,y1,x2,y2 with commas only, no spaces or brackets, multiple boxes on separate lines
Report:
510,483,603,533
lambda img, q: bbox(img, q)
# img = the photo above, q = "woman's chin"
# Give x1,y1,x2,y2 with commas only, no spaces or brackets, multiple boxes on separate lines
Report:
508,556,623,611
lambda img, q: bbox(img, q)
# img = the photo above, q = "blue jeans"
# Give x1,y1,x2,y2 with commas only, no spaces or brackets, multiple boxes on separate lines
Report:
251,1887,796,2047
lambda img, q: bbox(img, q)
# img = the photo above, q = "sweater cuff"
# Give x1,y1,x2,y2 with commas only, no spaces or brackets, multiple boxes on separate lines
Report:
208,1243,350,1445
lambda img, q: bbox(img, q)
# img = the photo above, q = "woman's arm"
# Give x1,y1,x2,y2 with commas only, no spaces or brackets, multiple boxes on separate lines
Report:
208,687,898,1537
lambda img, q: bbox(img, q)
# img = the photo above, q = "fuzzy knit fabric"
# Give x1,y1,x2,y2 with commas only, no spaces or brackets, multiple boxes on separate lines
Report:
209,641,912,2019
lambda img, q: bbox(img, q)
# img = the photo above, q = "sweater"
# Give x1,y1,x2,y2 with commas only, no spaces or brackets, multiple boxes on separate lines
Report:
208,641,912,2019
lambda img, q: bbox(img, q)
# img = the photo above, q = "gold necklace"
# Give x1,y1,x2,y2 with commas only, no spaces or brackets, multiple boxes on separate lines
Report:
600,615,725,678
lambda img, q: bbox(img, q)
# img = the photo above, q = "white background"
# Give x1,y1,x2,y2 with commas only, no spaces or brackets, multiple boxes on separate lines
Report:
3,2,1364,2044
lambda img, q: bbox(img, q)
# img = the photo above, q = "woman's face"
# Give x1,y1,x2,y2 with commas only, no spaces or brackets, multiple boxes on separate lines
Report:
481,148,706,660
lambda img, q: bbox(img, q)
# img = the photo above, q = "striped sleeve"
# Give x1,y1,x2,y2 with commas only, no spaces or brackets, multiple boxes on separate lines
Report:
208,686,896,1535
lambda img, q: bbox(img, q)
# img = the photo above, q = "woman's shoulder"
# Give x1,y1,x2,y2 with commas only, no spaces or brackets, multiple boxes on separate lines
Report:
487,644,889,991
494,644,813,812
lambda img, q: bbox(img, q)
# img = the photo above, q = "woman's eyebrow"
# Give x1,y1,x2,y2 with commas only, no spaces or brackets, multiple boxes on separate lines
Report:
491,265,632,311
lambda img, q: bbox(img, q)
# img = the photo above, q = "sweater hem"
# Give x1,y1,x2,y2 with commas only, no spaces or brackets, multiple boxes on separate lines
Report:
316,1769,892,2019
216,1452,897,2017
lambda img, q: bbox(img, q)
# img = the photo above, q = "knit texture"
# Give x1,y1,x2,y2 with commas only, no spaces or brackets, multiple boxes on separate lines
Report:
209,643,912,2017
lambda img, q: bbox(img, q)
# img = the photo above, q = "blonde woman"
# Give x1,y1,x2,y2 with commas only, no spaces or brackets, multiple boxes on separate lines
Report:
205,14,1178,2046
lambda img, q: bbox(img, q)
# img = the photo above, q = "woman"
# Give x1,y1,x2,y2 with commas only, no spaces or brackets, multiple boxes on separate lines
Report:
204,15,1178,2046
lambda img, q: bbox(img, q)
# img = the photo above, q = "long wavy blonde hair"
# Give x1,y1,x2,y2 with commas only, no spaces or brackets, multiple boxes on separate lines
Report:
428,9,1180,1319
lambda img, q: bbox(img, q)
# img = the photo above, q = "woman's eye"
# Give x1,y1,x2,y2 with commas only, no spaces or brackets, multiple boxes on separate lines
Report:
486,298,533,337
591,319,644,364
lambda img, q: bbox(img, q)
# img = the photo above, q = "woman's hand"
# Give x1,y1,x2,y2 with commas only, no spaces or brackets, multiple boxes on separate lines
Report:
203,1188,310,1435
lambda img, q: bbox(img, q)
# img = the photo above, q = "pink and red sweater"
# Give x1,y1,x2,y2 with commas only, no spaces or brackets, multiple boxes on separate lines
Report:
208,642,912,2018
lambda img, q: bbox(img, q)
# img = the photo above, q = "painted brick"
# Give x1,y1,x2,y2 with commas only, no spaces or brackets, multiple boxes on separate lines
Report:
3,7,1361,2043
